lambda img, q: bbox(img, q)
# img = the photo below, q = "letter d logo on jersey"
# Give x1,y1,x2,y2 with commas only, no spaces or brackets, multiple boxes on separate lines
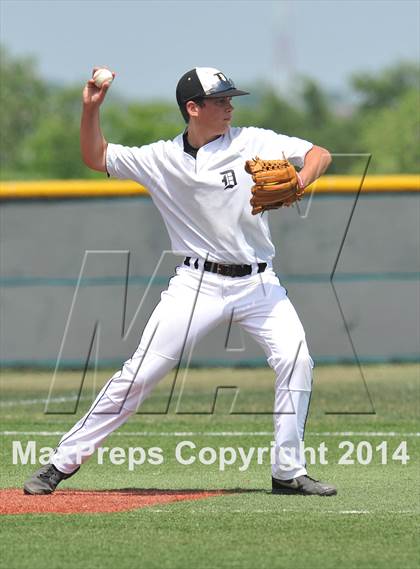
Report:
220,169,237,190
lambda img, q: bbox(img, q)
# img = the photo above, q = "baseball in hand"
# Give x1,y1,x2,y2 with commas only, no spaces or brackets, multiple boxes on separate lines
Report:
93,68,114,88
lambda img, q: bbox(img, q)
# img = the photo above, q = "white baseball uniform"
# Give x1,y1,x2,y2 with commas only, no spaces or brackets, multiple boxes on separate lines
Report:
52,126,314,481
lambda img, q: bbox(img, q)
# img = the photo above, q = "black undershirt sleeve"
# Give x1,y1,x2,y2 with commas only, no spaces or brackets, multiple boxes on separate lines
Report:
182,131,198,159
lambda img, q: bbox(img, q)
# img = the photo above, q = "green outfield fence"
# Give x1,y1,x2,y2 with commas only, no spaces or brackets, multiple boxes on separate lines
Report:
0,175,419,368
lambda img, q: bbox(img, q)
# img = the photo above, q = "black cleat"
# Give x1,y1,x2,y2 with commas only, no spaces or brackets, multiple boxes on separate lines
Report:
23,464,79,495
272,475,337,496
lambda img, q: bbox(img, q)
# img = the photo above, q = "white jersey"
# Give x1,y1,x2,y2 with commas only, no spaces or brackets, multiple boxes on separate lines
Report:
106,126,312,264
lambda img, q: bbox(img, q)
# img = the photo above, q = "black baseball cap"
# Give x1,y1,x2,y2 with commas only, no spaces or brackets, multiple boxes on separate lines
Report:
176,67,249,106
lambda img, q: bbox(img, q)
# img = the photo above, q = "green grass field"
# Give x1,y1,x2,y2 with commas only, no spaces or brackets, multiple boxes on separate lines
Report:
1,364,419,569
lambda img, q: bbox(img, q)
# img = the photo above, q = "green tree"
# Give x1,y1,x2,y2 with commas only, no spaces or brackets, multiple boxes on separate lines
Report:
21,86,97,178
0,46,48,178
102,101,184,147
235,85,305,136
298,79,363,174
356,88,420,173
350,61,420,173
352,61,420,111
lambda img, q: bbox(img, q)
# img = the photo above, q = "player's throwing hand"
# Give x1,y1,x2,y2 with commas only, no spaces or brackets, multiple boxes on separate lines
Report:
82,67,115,107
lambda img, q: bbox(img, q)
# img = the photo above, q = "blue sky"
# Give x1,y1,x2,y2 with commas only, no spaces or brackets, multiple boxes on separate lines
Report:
1,0,419,101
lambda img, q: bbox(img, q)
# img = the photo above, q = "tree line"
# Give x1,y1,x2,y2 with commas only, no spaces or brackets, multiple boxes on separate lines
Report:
0,45,418,180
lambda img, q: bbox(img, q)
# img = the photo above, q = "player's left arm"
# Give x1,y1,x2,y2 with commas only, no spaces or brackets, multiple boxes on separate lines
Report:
298,145,332,188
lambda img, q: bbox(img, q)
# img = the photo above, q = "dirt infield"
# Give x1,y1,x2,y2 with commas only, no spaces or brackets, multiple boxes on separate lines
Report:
0,488,226,515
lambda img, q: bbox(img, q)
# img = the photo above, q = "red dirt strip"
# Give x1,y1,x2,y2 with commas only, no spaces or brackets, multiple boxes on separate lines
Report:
1,488,227,515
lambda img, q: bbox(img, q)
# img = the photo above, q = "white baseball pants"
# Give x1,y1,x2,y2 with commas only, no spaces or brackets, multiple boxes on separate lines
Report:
52,263,313,480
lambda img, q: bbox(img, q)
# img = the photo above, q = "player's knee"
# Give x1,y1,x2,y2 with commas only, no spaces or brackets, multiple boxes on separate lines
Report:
269,348,312,372
269,350,313,391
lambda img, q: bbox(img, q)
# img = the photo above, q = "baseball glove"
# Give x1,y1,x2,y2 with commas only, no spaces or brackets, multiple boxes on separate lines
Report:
245,156,304,215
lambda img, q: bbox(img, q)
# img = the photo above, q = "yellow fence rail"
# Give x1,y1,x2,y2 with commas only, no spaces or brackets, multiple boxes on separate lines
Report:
0,175,419,200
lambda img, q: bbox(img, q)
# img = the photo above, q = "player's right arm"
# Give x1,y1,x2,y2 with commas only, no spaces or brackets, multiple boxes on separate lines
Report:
80,69,114,172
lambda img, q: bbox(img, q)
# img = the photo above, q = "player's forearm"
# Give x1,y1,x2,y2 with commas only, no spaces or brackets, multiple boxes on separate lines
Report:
299,145,332,188
80,105,108,172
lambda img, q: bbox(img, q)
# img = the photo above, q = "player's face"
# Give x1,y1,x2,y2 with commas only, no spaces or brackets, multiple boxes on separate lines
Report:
198,97,234,134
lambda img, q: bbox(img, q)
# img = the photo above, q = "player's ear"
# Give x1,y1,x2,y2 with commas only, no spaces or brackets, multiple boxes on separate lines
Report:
186,100,201,120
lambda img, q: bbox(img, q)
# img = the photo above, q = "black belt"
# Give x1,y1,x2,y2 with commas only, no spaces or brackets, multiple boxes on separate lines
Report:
184,257,267,278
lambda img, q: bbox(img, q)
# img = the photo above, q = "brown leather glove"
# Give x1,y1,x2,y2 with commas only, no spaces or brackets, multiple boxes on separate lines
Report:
245,156,305,215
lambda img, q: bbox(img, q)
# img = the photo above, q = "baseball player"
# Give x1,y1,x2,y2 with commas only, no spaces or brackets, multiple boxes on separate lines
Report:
24,67,336,496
